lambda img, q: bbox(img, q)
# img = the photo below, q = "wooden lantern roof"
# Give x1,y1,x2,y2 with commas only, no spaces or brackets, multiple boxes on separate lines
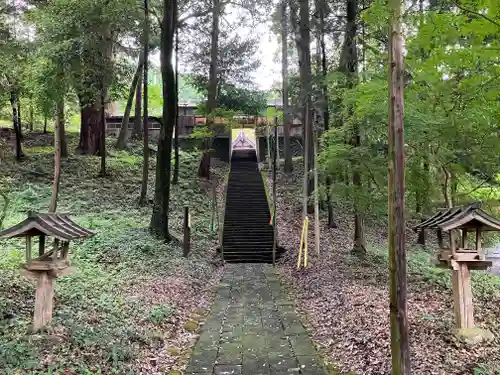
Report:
0,212,95,241
414,202,500,232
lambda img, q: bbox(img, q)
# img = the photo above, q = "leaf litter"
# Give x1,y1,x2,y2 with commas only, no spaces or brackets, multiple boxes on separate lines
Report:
264,162,500,375
0,133,227,374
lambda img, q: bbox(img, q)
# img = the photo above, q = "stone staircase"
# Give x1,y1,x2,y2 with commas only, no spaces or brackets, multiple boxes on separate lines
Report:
222,149,283,263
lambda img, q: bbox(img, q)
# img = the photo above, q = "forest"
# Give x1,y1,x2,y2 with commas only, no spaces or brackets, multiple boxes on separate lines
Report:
0,0,499,374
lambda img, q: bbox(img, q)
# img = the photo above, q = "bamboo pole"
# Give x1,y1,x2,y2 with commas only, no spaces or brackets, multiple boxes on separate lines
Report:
313,131,320,256
303,104,309,220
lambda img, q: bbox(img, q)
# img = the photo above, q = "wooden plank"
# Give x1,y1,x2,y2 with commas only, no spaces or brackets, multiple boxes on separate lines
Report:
25,259,69,271
438,250,485,262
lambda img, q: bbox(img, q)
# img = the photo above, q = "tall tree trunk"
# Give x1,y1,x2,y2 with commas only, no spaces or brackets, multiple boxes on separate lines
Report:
198,0,220,179
173,24,180,184
29,97,34,131
318,0,335,228
17,100,22,130
281,0,292,173
340,0,366,254
298,0,314,198
133,69,143,139
99,89,107,176
388,0,410,372
416,0,429,248
140,0,150,205
207,0,219,117
116,53,144,149
10,92,24,161
77,29,113,156
150,0,177,239
49,97,64,213
59,106,68,158
77,95,89,153
78,102,102,155
442,166,453,208
416,155,429,245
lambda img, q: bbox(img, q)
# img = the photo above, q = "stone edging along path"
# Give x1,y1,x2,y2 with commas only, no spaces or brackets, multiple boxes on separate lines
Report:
185,264,327,375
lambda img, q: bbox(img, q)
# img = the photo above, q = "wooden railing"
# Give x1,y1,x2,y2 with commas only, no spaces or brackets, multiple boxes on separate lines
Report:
105,115,304,137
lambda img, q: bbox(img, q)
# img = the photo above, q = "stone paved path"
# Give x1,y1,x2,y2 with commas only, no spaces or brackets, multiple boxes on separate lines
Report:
185,264,327,375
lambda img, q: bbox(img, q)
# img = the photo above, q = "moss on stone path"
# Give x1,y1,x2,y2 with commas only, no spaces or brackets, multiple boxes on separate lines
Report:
185,264,327,375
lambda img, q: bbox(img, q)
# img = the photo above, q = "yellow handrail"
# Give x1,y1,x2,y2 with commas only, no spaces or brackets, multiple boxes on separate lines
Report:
297,216,309,269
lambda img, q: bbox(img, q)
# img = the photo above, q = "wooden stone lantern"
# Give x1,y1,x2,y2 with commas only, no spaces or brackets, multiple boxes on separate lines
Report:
414,202,500,332
0,212,94,331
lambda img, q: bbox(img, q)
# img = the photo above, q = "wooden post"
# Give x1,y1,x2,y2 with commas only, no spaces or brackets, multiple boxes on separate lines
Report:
272,116,278,266
61,242,70,260
33,271,55,331
39,235,45,256
437,229,444,248
417,219,426,247
183,206,190,257
462,229,467,249
450,230,457,258
451,261,474,329
475,228,482,251
26,237,32,261
53,239,59,260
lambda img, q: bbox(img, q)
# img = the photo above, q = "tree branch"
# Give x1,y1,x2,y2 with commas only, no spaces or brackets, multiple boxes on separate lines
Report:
451,0,500,28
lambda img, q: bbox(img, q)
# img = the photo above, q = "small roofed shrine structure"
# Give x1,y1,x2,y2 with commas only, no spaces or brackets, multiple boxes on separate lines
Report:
0,212,94,331
413,202,500,331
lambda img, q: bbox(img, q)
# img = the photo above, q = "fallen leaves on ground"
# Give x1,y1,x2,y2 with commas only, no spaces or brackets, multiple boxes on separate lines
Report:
0,133,226,374
264,163,500,375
